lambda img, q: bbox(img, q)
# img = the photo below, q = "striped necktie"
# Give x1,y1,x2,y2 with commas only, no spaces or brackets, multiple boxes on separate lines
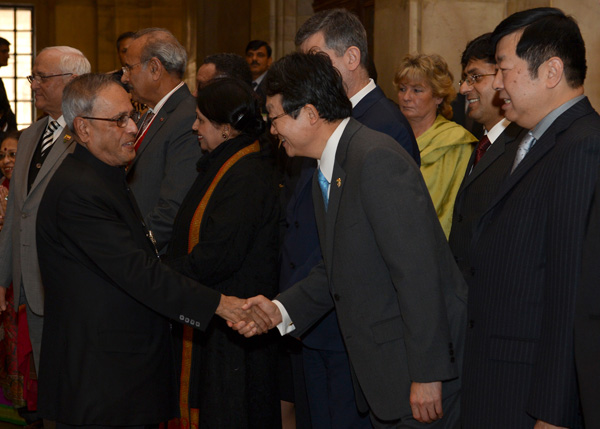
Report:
41,120,60,155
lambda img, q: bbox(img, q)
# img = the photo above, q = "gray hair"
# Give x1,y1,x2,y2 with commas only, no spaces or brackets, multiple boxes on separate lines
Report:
295,9,368,68
62,73,119,132
134,28,187,78
40,46,91,75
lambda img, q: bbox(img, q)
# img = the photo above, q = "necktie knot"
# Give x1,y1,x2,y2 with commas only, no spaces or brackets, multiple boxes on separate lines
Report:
317,168,330,210
41,120,61,155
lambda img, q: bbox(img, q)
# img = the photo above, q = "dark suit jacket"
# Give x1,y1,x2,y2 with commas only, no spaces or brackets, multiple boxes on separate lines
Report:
576,173,600,429
462,97,600,429
127,84,201,251
278,118,467,421
36,144,221,425
449,121,524,280
280,86,420,351
353,84,419,164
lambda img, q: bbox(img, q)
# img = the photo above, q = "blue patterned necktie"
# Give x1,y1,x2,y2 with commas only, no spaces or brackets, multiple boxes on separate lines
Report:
317,168,330,210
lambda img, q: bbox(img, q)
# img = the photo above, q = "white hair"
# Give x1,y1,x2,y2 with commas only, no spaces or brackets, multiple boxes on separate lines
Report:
40,46,91,75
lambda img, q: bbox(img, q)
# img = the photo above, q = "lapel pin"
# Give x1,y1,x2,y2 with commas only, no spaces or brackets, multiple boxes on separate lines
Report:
160,117,165,122
64,134,72,142
336,178,341,187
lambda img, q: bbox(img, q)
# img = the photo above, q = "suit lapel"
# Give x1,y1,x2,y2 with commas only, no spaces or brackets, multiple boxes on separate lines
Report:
129,84,190,169
458,122,523,192
16,120,45,201
29,127,73,194
480,98,593,220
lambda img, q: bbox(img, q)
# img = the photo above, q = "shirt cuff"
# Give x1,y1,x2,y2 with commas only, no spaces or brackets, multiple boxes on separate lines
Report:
273,299,295,335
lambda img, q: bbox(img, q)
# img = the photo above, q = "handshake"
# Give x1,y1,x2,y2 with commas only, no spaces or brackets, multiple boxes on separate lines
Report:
215,295,282,337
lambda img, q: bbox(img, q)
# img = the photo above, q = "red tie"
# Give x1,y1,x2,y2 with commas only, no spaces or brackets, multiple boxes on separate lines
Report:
473,135,491,166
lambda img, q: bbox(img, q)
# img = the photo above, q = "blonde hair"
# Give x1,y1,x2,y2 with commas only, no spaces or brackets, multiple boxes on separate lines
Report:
394,53,456,120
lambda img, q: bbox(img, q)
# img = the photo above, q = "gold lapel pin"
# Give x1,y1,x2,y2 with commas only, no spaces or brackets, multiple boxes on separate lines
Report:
64,134,72,142
336,178,341,187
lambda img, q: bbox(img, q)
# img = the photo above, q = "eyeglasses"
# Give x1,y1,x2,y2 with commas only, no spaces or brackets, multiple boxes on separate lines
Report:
80,110,141,128
267,108,300,128
0,151,16,160
459,73,496,86
26,73,73,84
121,61,146,74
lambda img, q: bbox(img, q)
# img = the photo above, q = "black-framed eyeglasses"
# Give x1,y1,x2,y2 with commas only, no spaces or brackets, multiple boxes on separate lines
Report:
80,110,141,128
0,151,16,160
459,73,496,87
121,61,146,74
27,73,73,84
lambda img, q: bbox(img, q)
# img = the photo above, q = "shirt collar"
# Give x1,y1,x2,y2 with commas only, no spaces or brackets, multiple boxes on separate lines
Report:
531,94,585,140
349,79,376,108
151,81,184,116
485,118,511,144
253,71,268,86
317,117,351,183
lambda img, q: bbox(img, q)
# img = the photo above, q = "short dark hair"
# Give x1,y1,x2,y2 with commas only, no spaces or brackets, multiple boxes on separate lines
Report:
295,8,369,68
197,78,265,139
245,40,271,58
265,52,352,122
203,53,252,86
0,37,10,47
461,33,495,69
2,130,21,143
491,7,586,87
116,32,135,49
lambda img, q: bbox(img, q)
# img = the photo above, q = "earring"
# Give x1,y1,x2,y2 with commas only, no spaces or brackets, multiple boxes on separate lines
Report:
222,132,229,140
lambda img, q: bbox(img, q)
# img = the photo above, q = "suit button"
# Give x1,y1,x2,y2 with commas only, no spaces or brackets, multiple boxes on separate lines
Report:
468,320,474,328
294,221,299,228
334,294,340,301
456,214,463,222
289,262,295,269
470,267,476,276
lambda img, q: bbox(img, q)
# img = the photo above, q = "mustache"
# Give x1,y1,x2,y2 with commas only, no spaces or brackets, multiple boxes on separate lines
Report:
251,61,260,66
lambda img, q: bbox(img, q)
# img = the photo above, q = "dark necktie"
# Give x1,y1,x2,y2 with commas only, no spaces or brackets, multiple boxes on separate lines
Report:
472,135,491,167
317,168,329,210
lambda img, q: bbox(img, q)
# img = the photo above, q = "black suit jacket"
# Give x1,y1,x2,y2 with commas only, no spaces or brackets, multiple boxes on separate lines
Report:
462,97,600,429
36,144,222,425
449,121,524,279
278,118,466,421
576,172,600,429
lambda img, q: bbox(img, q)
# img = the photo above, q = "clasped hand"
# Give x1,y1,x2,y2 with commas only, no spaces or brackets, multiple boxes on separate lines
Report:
216,294,276,336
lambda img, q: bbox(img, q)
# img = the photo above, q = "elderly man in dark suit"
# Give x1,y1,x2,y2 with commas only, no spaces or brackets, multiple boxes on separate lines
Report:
0,46,90,377
460,8,600,429
448,33,524,281
237,52,467,429
121,28,200,253
279,9,420,428
35,73,268,427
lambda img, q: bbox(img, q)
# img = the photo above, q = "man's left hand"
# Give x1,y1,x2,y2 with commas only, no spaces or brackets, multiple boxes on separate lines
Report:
410,381,443,423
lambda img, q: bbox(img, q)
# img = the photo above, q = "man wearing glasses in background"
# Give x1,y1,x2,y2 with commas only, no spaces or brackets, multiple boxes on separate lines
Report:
448,33,524,285
0,45,89,423
121,28,200,254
